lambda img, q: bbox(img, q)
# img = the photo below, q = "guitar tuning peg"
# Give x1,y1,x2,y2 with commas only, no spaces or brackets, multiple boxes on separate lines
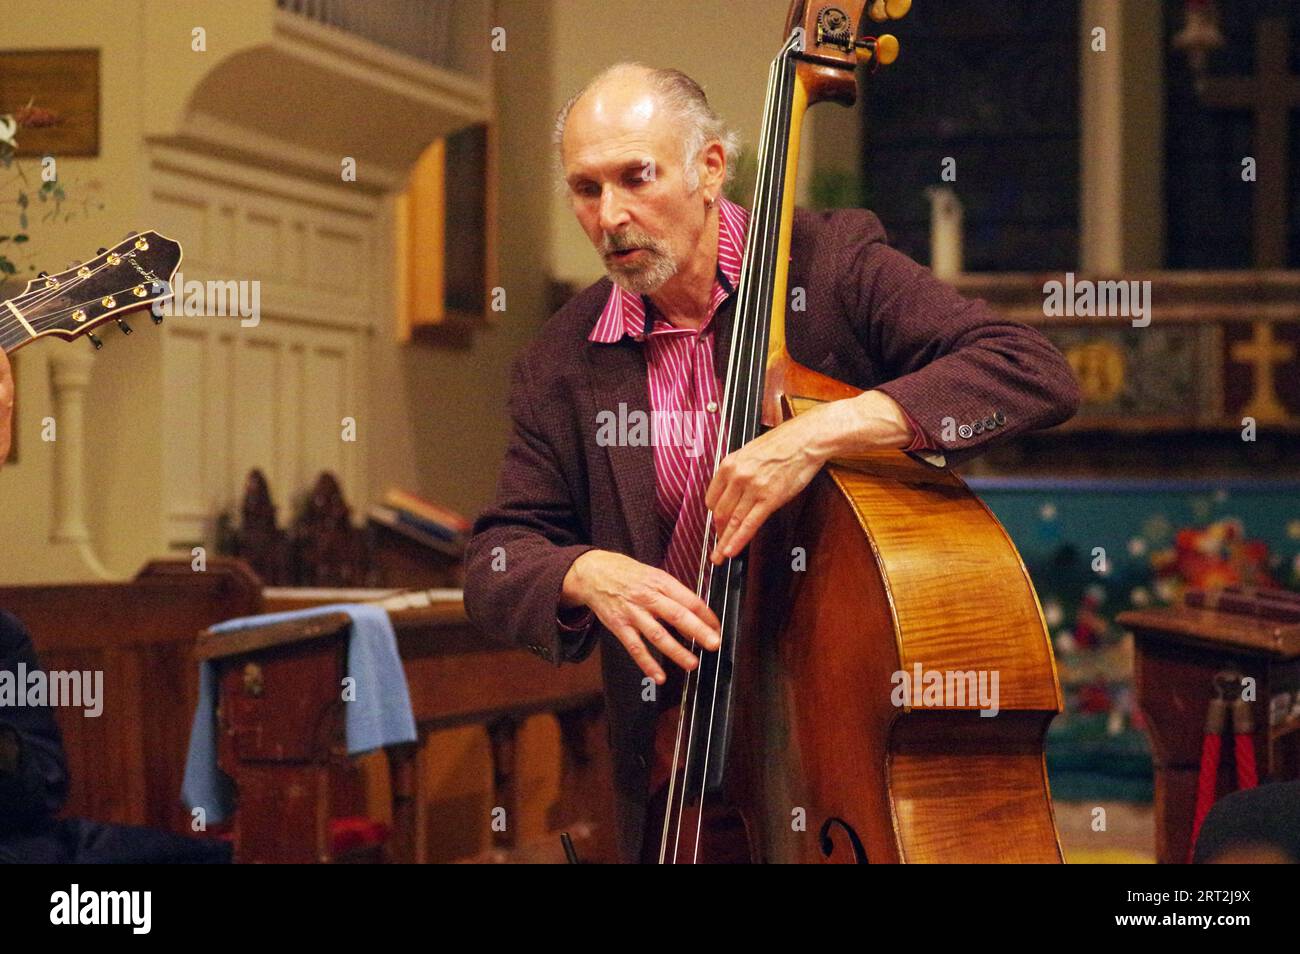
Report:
97,247,107,255
124,231,138,239
151,312,164,326
67,261,81,269
88,333,103,351
38,271,48,278
117,319,133,335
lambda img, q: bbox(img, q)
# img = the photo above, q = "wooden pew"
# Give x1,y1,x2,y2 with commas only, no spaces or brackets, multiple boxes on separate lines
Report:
2,560,616,862
0,559,262,834
197,588,615,863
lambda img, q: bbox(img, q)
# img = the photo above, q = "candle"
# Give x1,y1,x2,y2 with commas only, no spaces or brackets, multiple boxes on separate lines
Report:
926,186,964,279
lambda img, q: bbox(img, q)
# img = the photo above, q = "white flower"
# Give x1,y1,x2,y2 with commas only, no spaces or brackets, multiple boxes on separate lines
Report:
1043,599,1065,627
0,115,17,150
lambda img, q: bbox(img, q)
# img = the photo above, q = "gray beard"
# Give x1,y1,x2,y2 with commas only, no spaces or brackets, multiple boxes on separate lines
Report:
607,249,679,296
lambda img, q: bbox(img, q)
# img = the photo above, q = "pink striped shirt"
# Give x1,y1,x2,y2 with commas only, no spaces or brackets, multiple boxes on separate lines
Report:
559,198,931,631
586,197,751,589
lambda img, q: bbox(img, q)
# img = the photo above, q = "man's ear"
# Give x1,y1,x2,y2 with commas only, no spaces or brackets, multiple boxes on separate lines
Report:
701,140,727,196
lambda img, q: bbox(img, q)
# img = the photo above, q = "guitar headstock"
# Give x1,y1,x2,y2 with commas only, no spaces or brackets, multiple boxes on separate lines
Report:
3,231,182,350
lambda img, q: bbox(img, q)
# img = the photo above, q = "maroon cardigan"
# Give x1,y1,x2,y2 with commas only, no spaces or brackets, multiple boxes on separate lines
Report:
464,207,1081,862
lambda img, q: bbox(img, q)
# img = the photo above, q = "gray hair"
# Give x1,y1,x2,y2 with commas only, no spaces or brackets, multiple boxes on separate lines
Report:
553,63,741,192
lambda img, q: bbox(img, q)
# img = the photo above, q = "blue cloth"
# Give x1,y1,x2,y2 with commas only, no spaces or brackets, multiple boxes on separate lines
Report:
181,604,417,825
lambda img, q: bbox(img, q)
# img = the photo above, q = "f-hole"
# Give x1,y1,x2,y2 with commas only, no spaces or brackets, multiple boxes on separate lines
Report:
818,817,869,864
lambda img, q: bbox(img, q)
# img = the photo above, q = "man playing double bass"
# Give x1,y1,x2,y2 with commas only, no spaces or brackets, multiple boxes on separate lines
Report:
464,63,1080,862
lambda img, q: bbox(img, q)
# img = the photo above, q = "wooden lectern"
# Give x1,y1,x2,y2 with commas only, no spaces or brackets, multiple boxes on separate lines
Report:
1119,588,1300,864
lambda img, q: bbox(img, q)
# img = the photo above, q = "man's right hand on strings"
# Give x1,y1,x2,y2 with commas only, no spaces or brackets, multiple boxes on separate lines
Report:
561,550,721,685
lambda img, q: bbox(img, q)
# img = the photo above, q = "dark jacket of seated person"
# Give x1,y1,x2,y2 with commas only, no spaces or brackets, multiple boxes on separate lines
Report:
0,610,231,864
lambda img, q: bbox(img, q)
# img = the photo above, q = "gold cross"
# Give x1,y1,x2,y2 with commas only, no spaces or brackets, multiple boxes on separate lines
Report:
1230,321,1295,423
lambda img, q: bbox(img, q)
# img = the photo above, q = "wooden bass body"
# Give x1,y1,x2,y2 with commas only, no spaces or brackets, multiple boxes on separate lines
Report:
720,396,1066,863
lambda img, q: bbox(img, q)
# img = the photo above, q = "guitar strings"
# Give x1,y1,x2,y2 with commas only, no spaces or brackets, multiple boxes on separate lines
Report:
0,263,123,334
19,262,156,322
0,240,166,340
0,260,171,349
4,255,121,315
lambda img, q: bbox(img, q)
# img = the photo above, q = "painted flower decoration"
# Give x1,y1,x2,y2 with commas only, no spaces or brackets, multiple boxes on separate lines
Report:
11,103,60,129
1,99,100,295
0,115,17,152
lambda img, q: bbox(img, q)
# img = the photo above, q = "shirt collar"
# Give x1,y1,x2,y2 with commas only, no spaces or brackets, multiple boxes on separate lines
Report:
588,195,749,344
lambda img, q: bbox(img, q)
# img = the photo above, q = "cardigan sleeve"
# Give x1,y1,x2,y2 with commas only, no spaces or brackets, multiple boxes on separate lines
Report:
832,209,1081,468
463,354,600,667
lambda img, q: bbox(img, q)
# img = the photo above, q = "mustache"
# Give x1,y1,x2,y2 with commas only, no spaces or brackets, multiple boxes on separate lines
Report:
600,230,664,256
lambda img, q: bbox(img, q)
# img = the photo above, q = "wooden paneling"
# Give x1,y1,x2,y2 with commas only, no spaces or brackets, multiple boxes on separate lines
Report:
146,146,377,550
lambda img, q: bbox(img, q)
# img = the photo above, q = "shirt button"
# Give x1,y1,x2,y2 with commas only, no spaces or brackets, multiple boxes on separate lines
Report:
706,401,719,413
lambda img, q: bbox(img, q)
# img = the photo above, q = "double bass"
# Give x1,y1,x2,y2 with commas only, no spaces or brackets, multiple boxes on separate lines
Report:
645,0,1066,863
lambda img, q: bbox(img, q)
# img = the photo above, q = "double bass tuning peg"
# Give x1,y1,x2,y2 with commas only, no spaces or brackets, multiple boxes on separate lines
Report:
868,0,911,21
856,33,900,67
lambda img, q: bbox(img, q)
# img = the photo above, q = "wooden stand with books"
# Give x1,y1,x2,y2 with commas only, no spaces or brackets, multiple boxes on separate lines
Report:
222,473,467,589
366,520,462,588
366,488,469,589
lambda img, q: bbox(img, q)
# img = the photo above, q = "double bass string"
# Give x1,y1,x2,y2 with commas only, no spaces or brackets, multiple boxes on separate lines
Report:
660,36,786,864
672,41,788,860
690,41,797,863
684,32,799,863
658,44,782,862
661,29,801,863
